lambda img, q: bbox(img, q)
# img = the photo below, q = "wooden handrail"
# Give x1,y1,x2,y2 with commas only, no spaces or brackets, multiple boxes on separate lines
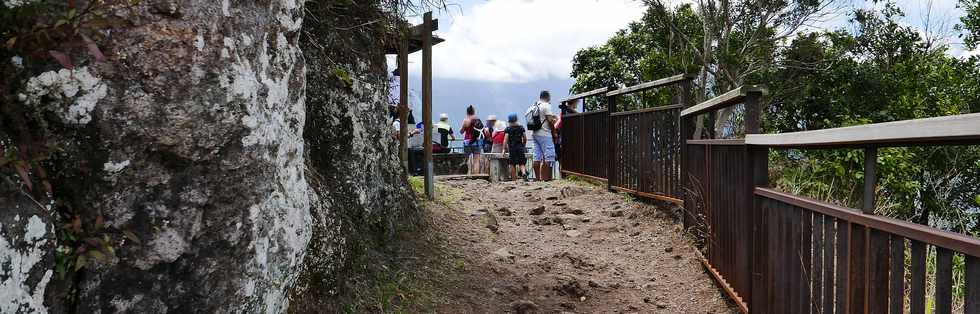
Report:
563,109,608,118
680,85,767,118
609,104,683,117
756,188,980,257
686,139,745,145
561,87,609,103
745,113,980,148
605,73,697,97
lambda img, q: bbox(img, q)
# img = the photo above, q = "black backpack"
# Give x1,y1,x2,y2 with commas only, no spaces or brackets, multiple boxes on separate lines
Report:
470,118,484,139
526,102,543,131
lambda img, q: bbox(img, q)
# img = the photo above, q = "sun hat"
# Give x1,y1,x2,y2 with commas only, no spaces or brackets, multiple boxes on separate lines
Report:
487,115,497,121
494,120,506,132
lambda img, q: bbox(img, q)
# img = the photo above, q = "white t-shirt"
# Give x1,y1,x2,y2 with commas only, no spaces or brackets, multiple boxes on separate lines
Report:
526,101,556,137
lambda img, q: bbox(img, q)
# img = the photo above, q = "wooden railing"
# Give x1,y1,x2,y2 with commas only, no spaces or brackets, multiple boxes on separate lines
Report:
562,77,980,313
742,113,980,314
560,74,695,204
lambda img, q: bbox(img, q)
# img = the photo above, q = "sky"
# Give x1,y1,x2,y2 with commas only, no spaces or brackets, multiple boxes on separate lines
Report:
387,0,978,127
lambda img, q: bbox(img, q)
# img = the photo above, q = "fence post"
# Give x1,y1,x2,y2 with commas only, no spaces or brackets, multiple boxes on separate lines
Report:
679,77,694,230
744,89,769,313
606,86,618,192
421,12,434,200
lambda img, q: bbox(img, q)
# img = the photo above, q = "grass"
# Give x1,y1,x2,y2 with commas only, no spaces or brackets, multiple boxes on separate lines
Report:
409,176,464,206
340,265,438,314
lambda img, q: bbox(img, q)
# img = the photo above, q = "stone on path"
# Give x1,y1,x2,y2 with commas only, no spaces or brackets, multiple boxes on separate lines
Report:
529,206,546,215
493,248,515,262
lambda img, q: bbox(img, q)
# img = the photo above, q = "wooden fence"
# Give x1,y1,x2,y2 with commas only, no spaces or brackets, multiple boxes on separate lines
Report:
560,74,694,204
560,74,980,314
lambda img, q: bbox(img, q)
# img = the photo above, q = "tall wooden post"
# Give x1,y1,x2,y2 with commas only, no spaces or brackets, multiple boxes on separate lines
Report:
744,89,769,314
606,86,618,192
863,147,877,213
422,12,434,199
678,78,694,230
398,36,410,171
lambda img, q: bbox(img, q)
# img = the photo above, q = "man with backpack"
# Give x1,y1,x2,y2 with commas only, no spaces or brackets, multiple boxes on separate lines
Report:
525,91,558,181
460,105,484,174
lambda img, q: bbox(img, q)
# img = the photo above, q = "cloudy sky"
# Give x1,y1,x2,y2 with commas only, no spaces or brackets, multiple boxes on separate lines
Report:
389,0,976,126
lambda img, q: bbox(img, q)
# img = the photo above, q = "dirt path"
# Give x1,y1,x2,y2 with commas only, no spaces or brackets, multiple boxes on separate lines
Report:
413,177,735,313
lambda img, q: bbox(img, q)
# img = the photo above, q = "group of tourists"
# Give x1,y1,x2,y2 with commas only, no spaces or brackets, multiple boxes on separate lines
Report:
391,84,577,181
459,90,566,181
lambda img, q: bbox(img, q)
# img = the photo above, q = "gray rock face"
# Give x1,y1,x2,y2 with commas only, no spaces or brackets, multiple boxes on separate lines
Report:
2,1,417,312
287,2,419,311
2,0,311,312
75,0,311,312
0,180,55,314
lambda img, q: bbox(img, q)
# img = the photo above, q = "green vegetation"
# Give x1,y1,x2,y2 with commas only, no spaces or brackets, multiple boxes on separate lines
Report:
571,0,980,304
409,176,465,206
571,0,980,233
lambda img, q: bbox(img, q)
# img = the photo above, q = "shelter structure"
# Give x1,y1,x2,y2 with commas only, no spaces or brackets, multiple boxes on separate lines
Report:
385,12,444,199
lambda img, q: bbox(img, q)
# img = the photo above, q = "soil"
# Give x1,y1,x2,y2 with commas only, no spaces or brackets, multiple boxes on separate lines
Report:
400,177,737,314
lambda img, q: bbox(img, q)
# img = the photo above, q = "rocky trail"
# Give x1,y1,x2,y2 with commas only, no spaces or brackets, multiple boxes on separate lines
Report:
392,177,736,313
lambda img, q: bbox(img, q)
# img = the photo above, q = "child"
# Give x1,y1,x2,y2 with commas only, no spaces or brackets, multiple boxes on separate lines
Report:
503,114,528,180
491,120,506,153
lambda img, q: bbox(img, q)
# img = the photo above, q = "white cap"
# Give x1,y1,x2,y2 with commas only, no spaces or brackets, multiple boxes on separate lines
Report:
494,120,506,132
439,113,449,120
487,115,497,121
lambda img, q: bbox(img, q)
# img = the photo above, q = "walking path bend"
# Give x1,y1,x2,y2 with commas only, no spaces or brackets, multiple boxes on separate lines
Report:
412,177,735,313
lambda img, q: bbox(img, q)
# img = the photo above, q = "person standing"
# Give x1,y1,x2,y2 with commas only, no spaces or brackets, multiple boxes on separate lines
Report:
491,120,506,153
554,99,579,162
482,115,498,153
525,91,558,181
460,105,484,174
503,114,527,180
435,113,455,153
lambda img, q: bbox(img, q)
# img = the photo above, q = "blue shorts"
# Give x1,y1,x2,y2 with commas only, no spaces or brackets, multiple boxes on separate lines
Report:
532,134,556,162
463,139,482,155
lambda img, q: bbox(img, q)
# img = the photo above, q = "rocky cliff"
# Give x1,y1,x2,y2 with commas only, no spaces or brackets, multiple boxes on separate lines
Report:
288,1,420,311
0,1,415,312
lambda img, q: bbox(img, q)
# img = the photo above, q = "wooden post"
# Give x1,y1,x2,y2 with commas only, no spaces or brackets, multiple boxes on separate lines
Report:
606,86,618,192
745,89,769,314
744,89,763,135
678,78,694,230
422,12,434,199
863,147,877,213
859,146,878,313
398,36,410,171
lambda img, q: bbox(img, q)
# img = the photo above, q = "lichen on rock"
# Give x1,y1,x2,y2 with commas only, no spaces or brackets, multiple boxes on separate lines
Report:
0,179,54,314
20,67,108,125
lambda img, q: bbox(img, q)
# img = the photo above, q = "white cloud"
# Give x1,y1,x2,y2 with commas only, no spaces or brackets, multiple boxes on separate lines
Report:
397,0,645,82
963,48,980,58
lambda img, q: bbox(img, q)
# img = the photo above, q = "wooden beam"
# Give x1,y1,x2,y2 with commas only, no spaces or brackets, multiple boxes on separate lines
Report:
606,86,618,192
862,147,877,214
560,170,607,183
610,186,684,205
745,113,980,148
398,36,409,170
686,139,745,145
609,104,683,117
695,250,750,313
756,188,980,257
384,19,443,55
605,73,698,97
561,87,609,103
422,12,434,199
680,85,768,118
562,109,607,118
